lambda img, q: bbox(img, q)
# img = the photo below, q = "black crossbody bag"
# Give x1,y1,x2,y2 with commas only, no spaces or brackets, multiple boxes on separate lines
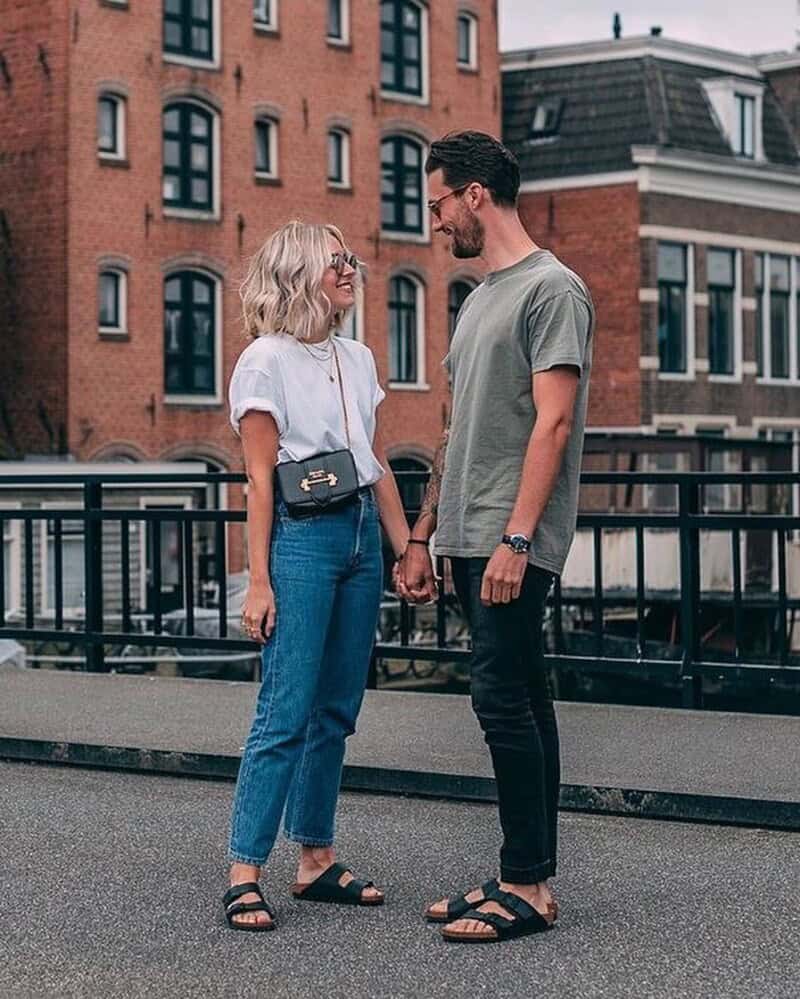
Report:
274,339,360,517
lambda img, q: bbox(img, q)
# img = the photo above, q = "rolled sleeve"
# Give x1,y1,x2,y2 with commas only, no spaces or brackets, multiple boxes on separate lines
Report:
526,291,591,377
228,365,286,437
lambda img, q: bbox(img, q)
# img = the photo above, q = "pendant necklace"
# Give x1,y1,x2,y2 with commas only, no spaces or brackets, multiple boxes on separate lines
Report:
301,336,335,382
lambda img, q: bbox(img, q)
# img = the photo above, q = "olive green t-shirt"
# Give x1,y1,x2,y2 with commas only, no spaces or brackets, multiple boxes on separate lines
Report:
434,250,594,576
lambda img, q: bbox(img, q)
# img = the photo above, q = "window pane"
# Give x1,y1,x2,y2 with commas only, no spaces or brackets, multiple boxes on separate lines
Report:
163,108,180,133
771,256,790,291
163,175,181,202
192,315,212,356
192,0,209,18
193,363,213,390
253,0,271,22
99,272,119,327
165,272,216,396
402,4,419,29
165,309,181,353
165,0,181,13
457,17,470,63
328,0,342,37
658,285,686,373
255,122,271,172
191,178,209,204
190,112,209,138
403,33,420,60
709,288,734,375
328,132,342,182
754,252,764,290
404,202,421,229
164,139,180,168
3,537,11,612
164,22,182,48
657,243,686,283
770,293,790,378
165,278,181,302
192,279,211,304
191,27,210,53
97,98,116,152
191,142,208,171
707,249,733,288
403,65,420,92
48,536,85,610
448,281,473,339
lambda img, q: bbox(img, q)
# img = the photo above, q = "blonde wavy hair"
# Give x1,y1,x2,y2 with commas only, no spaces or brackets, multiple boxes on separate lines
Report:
239,221,360,341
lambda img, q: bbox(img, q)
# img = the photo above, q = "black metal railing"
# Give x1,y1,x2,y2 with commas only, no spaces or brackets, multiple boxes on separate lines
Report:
1,469,799,708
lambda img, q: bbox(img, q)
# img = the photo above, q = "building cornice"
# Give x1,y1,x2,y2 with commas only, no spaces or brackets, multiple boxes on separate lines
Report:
502,35,764,79
756,51,800,73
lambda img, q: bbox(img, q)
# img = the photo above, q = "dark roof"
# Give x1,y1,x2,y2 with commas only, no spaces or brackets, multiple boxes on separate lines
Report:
502,55,800,181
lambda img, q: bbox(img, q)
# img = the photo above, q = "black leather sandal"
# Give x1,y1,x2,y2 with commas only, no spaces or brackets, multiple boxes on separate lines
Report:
223,881,276,933
441,885,555,943
291,862,384,907
424,878,499,923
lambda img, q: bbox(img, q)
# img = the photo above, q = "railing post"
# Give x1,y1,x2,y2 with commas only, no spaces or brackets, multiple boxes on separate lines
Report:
83,480,106,672
678,479,702,708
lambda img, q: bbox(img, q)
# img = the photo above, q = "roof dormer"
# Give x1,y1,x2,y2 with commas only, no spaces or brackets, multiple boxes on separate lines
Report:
702,77,766,161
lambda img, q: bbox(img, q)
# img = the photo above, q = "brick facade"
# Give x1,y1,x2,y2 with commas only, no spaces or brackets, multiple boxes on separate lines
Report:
1,1,500,468
518,183,642,428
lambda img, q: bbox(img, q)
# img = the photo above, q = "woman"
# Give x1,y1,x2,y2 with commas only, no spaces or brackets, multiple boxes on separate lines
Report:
224,221,410,932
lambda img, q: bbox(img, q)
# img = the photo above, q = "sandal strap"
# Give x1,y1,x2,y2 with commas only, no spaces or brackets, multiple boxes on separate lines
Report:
226,899,275,920
223,881,265,908
459,908,515,935
486,886,539,922
445,877,498,919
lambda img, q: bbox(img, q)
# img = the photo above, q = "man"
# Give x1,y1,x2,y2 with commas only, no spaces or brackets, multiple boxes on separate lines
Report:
397,131,594,944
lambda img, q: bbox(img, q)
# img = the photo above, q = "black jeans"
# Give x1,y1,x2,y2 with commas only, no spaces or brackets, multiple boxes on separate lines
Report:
451,557,560,884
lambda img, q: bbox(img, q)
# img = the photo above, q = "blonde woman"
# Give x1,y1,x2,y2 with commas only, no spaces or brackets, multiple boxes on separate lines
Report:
224,222,410,932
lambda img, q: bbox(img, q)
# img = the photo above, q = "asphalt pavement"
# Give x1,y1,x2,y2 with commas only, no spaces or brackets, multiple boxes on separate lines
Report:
1,761,798,999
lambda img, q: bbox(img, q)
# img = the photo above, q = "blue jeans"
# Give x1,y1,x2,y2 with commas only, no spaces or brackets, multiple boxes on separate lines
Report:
228,489,382,866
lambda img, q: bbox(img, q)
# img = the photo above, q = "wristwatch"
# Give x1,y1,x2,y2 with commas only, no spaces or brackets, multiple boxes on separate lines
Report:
502,533,531,555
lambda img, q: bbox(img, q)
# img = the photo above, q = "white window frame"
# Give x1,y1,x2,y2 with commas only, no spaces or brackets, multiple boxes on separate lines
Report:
162,99,222,222
752,421,800,545
97,92,126,161
0,503,21,619
162,0,221,71
456,11,478,71
380,0,430,108
756,252,799,385
254,117,280,181
327,127,350,189
138,496,192,615
253,0,279,33
388,272,428,391
707,248,742,384
98,268,128,336
658,242,696,382
326,0,349,45
163,267,224,407
39,503,85,618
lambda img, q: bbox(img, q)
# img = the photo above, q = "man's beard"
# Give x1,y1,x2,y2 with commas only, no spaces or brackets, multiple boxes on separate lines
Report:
450,211,484,258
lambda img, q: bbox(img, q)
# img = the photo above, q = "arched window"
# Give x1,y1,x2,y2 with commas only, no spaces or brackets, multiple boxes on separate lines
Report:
381,135,424,235
162,101,215,212
388,274,424,384
97,93,126,159
164,270,218,397
448,279,475,341
380,0,426,98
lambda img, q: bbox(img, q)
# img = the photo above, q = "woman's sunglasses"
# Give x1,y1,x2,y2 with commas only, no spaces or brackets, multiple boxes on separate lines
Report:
330,250,360,275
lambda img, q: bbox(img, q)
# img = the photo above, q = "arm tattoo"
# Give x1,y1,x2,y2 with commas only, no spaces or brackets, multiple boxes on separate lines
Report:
416,425,449,536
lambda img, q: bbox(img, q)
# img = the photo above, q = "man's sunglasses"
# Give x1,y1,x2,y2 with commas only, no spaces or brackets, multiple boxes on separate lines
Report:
330,250,360,275
427,184,470,219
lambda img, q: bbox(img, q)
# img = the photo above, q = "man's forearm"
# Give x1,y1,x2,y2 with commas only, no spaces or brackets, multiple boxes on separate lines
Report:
505,420,571,540
411,426,449,541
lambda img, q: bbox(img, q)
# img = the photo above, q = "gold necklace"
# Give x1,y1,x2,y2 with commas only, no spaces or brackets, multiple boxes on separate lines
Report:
301,338,335,382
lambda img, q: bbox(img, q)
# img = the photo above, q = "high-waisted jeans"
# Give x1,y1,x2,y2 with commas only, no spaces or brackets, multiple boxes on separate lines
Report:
228,489,382,866
450,557,560,884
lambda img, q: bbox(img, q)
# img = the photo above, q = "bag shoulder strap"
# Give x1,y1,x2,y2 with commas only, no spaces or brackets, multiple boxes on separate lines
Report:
331,339,351,450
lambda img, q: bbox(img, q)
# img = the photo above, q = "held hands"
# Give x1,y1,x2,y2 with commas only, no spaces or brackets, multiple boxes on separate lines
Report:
240,581,277,645
480,544,527,606
394,543,438,604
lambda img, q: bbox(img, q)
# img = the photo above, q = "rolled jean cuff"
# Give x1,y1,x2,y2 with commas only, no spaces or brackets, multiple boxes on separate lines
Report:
284,830,335,847
500,857,554,885
228,850,268,866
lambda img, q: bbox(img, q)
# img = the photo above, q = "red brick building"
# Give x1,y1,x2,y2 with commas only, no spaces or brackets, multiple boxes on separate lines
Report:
502,35,800,459
0,0,499,481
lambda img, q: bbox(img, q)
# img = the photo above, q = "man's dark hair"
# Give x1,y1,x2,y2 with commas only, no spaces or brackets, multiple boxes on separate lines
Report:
425,131,520,208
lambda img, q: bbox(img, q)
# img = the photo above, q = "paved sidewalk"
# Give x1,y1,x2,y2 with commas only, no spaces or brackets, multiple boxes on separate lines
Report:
2,670,800,827
1,761,798,999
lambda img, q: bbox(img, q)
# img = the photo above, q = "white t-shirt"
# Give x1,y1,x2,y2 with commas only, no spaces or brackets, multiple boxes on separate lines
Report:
228,333,386,488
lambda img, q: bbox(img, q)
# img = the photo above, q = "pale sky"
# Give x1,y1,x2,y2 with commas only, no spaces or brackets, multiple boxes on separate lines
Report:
499,0,799,56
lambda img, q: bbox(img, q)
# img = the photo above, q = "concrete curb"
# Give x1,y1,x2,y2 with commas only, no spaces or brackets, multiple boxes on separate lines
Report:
3,736,799,832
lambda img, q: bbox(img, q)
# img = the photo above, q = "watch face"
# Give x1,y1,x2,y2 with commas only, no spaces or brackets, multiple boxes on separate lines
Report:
504,534,529,554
